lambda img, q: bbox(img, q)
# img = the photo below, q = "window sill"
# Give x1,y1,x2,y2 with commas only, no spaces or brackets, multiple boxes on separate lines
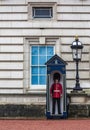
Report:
26,89,46,95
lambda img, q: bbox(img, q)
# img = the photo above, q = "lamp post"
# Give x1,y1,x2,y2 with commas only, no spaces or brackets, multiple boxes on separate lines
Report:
71,36,83,91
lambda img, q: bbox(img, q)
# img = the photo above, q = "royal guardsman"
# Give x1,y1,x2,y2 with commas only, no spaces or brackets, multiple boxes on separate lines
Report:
50,78,62,114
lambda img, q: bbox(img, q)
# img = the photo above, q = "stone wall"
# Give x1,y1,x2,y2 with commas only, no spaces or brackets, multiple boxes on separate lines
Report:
0,94,46,118
68,104,90,118
0,104,46,118
0,0,90,95
68,92,90,118
0,0,90,115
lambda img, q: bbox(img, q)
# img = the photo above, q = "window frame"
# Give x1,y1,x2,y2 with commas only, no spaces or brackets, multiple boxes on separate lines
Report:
28,2,57,20
32,7,53,18
23,37,60,93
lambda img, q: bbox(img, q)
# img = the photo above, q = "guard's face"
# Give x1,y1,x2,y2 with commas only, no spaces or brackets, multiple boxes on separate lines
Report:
55,79,58,83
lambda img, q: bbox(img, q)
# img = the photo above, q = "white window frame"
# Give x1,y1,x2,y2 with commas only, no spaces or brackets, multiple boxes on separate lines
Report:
24,37,61,93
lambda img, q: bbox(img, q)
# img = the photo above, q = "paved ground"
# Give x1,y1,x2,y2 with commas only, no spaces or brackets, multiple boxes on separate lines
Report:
0,119,90,130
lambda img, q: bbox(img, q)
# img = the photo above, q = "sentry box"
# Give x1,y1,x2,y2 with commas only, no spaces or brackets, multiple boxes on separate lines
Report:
45,54,67,119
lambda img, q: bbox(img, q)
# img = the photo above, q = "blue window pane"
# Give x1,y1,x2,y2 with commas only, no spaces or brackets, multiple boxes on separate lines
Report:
39,56,46,65
39,46,46,55
32,46,38,55
32,67,38,74
39,67,46,74
31,45,54,86
47,46,54,55
32,56,38,65
47,56,52,61
39,76,46,85
32,76,38,85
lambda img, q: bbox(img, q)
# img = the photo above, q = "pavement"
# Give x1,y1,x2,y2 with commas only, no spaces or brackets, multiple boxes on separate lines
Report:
0,119,90,130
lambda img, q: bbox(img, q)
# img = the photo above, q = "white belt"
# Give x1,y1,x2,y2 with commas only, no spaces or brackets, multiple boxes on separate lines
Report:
54,90,60,92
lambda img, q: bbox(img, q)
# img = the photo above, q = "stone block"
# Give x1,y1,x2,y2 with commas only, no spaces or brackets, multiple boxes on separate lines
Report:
0,104,46,118
68,104,89,117
71,96,86,103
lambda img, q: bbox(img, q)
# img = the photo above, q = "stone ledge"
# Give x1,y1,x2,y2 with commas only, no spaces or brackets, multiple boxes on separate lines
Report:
0,94,46,105
68,92,90,104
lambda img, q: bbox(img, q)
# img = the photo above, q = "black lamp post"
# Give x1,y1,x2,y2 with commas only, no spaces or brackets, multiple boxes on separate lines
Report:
71,36,83,91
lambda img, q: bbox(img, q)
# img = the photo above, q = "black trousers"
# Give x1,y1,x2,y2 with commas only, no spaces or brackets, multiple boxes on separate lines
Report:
52,98,61,114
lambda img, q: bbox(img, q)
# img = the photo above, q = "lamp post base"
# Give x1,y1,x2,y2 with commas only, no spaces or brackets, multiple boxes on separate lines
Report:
71,88,85,94
73,87,82,91
73,82,82,91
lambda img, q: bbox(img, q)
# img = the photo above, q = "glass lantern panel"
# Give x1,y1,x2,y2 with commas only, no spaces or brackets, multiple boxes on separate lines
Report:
72,48,82,60
72,49,77,60
77,49,82,60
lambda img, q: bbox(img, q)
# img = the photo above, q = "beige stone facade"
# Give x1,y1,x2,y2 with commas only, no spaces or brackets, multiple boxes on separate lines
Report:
0,0,90,104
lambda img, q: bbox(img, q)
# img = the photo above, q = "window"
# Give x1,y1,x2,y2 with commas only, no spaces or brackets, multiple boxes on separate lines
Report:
30,46,54,86
24,37,60,92
32,7,53,18
28,2,57,20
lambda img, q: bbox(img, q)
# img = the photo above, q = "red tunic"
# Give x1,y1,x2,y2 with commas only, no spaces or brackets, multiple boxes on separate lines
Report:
50,83,62,98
